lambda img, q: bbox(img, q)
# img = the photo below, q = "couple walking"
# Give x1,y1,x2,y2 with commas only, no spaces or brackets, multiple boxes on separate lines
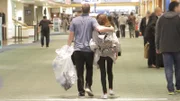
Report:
67,4,119,99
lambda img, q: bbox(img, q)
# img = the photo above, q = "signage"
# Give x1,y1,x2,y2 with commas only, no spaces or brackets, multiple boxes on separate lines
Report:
0,17,2,49
53,18,61,33
81,0,101,4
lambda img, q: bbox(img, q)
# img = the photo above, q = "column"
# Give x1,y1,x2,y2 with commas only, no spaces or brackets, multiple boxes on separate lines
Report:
164,0,171,11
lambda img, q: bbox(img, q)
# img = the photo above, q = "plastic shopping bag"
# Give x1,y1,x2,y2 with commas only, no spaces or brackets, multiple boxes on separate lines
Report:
52,45,77,90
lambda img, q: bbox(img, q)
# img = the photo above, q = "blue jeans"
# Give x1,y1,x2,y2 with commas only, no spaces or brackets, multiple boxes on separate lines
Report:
163,52,180,92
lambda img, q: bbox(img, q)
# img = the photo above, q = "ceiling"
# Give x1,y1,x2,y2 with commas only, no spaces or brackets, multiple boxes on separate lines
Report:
13,0,140,7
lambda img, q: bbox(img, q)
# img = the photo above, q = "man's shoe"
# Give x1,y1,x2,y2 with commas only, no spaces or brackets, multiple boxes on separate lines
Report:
168,92,175,95
85,88,94,97
78,92,85,97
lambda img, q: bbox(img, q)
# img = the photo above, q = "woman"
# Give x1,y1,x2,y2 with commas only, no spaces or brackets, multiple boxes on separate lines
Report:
62,17,69,32
92,14,120,99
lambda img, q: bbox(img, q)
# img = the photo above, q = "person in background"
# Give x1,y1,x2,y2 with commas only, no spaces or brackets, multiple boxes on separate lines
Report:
94,14,119,99
67,4,114,97
145,7,162,68
118,13,127,38
127,12,136,38
62,17,69,32
140,11,151,45
156,1,180,95
38,16,52,48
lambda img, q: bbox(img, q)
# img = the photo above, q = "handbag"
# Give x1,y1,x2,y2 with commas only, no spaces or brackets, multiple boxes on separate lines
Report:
144,42,149,59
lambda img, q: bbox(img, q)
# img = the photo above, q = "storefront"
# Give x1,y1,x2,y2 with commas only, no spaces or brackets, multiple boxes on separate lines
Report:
140,0,164,16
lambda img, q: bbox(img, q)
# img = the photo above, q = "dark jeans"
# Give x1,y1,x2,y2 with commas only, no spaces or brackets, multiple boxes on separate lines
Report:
98,57,113,94
148,38,156,66
73,51,94,94
120,25,126,37
163,52,180,92
41,32,50,47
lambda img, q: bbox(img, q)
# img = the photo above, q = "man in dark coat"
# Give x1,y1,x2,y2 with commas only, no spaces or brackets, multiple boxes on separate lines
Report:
155,1,180,95
145,7,162,68
140,11,151,45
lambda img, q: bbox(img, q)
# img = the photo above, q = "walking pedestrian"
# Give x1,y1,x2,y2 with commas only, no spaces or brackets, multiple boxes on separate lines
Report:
118,13,127,38
140,11,151,45
94,14,120,99
39,16,52,48
127,12,136,38
145,7,162,68
156,1,180,95
67,4,114,97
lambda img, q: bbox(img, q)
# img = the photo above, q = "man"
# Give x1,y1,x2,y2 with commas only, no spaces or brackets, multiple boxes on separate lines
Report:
140,11,151,45
145,7,162,68
156,1,180,95
39,16,52,48
118,13,127,38
127,12,136,38
67,4,114,97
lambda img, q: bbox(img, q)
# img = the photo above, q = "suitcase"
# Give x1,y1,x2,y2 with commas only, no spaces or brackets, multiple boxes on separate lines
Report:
116,30,120,38
156,54,164,68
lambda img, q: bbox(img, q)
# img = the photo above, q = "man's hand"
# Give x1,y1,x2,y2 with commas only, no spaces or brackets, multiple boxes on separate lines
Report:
156,49,161,54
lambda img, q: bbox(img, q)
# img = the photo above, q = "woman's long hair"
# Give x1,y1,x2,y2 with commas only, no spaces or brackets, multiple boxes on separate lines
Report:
107,15,115,27
97,14,111,27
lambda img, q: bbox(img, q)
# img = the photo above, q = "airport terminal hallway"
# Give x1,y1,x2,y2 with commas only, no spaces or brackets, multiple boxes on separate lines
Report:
0,35,179,101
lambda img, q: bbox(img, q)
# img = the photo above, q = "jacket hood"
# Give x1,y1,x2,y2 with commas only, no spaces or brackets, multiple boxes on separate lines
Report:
163,11,179,19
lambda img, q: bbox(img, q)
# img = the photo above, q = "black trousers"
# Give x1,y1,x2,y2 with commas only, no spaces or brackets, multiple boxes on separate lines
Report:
98,57,113,94
120,25,126,37
41,31,50,47
148,38,156,66
143,36,148,46
73,51,94,94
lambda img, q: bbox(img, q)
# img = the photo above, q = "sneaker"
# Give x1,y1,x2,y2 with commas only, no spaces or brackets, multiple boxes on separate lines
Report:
85,88,94,97
78,92,85,97
109,90,115,96
101,94,108,99
168,92,175,95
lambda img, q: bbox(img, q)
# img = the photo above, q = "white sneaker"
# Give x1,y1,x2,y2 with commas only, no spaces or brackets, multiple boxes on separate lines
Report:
85,88,94,97
109,90,115,96
101,94,108,99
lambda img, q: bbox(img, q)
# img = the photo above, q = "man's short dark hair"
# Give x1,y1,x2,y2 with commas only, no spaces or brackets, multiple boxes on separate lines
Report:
169,1,180,11
82,4,90,14
43,16,47,19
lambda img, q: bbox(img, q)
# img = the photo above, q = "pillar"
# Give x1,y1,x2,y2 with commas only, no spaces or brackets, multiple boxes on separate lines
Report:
165,0,171,11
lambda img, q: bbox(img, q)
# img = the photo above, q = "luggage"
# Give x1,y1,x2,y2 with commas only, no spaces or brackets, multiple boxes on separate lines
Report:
116,30,120,38
156,54,164,68
144,42,149,59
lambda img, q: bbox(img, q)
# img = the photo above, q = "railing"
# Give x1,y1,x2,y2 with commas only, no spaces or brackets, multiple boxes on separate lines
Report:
12,18,39,42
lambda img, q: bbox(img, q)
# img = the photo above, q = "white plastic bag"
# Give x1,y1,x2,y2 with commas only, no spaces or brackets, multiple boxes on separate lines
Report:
52,45,77,90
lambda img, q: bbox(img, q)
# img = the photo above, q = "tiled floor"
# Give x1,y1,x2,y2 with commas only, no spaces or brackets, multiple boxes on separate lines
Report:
0,35,179,101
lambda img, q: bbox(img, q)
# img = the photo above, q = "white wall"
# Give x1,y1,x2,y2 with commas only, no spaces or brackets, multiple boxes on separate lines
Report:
16,2,24,23
7,0,14,38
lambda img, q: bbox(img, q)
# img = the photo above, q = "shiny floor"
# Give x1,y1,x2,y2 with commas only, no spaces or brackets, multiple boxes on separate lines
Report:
0,35,179,101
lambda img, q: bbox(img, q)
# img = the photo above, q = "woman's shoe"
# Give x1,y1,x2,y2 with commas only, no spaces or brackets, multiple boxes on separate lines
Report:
109,90,115,96
101,94,108,99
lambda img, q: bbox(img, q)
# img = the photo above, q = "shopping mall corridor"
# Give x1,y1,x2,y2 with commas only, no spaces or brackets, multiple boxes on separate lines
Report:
0,35,179,101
